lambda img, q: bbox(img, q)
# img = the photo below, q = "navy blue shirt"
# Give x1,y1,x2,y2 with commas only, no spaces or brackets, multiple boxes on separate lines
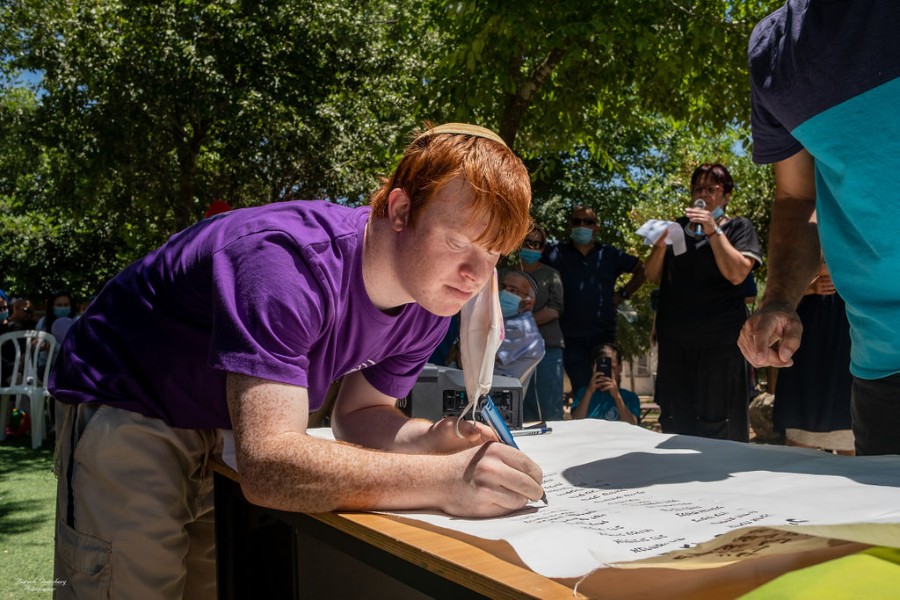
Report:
542,242,639,342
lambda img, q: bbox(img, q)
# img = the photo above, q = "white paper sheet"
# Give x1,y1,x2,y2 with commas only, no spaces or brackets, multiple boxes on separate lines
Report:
387,420,900,578
220,420,900,579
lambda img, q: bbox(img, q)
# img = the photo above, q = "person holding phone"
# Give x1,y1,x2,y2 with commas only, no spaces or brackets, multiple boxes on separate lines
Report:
570,344,639,424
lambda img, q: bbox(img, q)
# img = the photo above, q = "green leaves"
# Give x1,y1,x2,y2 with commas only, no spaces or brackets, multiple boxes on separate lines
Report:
0,0,430,296
0,0,782,318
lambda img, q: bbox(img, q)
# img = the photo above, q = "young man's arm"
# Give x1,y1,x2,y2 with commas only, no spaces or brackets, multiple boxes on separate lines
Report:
227,371,544,517
738,149,820,368
330,370,495,454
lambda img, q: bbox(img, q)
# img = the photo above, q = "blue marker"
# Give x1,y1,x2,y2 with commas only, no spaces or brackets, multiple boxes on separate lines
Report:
480,395,548,504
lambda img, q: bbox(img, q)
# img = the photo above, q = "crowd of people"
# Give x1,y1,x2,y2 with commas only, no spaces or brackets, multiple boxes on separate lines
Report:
1,290,79,383
477,163,770,443
0,2,896,596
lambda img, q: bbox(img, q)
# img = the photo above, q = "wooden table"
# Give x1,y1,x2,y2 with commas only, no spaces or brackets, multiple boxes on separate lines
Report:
211,460,866,599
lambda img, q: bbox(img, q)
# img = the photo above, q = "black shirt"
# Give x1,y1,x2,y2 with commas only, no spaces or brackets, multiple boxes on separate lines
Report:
656,217,762,347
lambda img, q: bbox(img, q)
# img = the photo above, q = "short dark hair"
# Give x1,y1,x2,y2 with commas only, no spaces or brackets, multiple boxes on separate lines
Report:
691,163,734,195
591,343,621,366
528,223,547,245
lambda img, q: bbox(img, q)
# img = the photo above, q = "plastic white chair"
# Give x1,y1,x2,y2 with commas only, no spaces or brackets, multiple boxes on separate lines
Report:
0,330,57,449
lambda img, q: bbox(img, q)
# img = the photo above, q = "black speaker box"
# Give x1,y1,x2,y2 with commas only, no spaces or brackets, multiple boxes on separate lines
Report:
397,363,523,429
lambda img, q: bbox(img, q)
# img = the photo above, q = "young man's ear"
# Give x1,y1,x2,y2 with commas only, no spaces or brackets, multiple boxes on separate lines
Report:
387,188,411,232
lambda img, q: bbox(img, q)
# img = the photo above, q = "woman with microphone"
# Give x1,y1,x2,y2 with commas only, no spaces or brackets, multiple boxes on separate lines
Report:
644,163,763,442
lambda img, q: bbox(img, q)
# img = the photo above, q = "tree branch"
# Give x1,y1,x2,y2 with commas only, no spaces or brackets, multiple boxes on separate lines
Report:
499,45,566,148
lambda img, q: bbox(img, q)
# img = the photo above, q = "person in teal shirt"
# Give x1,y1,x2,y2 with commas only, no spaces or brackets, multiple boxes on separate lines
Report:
741,0,900,455
571,344,639,424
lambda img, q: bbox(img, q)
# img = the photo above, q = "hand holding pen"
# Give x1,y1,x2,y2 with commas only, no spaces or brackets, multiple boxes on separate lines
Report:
480,395,548,505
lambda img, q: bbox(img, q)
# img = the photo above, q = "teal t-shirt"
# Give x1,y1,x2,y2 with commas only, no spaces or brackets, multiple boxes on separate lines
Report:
572,387,640,422
749,0,900,379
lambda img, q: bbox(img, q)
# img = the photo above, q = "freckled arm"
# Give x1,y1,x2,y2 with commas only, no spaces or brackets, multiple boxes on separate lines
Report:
226,371,543,516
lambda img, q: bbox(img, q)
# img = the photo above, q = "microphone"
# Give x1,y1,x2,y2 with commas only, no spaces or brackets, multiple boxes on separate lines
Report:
692,199,706,237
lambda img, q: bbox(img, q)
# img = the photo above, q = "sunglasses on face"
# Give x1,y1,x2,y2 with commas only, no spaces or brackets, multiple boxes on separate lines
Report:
522,238,544,249
570,218,596,226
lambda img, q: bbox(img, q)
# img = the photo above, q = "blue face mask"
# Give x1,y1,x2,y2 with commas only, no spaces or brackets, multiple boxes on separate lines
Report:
519,248,542,265
711,206,725,219
0,310,8,321
54,306,71,318
570,227,594,245
499,290,523,318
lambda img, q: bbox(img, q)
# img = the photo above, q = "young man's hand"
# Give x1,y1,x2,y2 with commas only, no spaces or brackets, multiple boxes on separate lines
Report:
437,442,544,517
423,416,498,454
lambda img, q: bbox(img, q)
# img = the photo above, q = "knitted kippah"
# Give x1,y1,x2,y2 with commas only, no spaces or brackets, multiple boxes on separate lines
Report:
414,123,507,147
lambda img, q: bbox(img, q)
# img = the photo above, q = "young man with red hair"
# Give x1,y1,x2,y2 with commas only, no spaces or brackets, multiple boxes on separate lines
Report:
51,123,540,598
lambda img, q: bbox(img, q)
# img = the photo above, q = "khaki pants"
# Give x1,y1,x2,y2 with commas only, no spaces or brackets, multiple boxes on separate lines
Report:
53,403,221,599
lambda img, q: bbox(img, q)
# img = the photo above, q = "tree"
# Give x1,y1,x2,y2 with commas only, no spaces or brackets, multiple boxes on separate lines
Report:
423,0,782,154
0,0,781,312
419,1,782,362
0,0,431,297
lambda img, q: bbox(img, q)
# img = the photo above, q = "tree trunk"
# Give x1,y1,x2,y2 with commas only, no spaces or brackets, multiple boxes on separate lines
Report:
172,124,207,232
499,47,566,149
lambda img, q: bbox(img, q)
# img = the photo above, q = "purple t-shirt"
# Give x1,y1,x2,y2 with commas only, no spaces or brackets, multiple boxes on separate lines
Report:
50,201,449,429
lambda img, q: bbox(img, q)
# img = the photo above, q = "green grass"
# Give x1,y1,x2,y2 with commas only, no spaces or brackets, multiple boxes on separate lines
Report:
0,436,57,599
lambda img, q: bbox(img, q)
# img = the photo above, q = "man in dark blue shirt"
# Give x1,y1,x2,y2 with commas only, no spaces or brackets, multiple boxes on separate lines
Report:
542,206,644,394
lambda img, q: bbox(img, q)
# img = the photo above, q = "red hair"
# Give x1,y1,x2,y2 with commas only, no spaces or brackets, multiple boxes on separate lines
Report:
369,124,532,255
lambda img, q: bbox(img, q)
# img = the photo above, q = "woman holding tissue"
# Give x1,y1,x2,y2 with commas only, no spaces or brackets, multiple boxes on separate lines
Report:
644,163,762,442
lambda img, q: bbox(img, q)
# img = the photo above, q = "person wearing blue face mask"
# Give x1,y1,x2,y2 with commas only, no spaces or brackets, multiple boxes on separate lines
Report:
542,206,644,396
517,224,565,422
644,163,762,442
494,270,545,389
35,289,79,376
35,289,78,334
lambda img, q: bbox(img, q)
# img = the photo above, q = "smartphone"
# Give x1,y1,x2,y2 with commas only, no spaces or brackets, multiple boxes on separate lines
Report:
595,355,612,378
